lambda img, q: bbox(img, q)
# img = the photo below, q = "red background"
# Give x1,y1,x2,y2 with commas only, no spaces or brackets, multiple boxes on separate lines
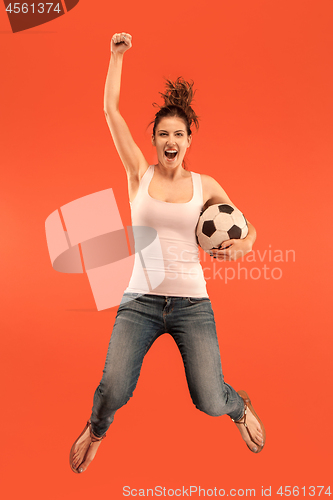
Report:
1,1,332,498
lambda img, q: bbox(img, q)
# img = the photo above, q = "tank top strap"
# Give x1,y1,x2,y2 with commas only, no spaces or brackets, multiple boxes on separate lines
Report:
130,165,154,206
190,171,204,207
140,165,154,192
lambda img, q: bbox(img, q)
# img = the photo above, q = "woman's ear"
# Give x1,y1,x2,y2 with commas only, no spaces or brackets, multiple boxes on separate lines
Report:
151,134,155,146
187,134,192,148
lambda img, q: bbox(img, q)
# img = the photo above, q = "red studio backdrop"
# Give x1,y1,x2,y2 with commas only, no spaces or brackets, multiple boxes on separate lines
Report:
1,1,332,499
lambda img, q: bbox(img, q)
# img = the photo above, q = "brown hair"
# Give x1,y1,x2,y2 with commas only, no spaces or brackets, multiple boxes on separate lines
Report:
151,77,199,136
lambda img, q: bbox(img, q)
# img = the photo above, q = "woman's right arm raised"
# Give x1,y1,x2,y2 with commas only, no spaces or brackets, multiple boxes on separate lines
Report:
104,33,148,178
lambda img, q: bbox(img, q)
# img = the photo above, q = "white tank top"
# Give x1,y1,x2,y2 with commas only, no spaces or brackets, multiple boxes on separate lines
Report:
124,165,208,297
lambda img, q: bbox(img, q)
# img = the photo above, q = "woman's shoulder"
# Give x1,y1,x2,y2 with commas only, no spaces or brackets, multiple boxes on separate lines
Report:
199,173,233,208
200,173,215,181
199,173,221,191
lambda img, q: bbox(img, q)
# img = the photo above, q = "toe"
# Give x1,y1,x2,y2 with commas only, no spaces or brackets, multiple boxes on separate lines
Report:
240,430,258,452
246,434,259,452
253,432,263,446
78,457,92,473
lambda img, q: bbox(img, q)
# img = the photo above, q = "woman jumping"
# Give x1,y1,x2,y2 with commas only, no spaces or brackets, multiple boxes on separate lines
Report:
70,32,265,474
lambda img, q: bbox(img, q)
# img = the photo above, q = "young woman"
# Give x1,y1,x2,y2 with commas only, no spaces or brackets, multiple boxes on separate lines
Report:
70,32,265,474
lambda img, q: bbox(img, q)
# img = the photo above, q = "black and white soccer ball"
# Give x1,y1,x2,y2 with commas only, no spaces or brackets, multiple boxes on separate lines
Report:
196,204,248,253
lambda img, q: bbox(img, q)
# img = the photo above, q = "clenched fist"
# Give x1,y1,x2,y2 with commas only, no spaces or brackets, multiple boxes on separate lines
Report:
111,32,132,55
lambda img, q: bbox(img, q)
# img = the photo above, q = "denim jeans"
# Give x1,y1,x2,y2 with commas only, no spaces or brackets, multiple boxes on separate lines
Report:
90,293,245,437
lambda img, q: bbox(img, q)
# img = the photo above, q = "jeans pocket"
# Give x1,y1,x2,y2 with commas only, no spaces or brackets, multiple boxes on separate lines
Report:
119,292,141,308
187,297,210,304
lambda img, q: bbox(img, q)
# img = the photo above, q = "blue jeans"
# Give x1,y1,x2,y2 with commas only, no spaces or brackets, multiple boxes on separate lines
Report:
90,293,245,437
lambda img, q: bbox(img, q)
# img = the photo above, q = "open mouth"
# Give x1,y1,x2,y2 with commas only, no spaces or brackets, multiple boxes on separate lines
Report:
164,149,178,160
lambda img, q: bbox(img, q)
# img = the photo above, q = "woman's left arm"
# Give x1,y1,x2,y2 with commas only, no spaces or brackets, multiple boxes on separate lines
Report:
210,221,256,261
201,174,256,261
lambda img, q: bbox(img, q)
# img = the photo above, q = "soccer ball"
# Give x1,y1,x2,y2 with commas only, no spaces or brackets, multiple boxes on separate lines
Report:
196,204,248,253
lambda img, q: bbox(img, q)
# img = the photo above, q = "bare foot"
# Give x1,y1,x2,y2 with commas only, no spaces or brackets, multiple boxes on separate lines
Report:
234,391,265,453
70,421,105,473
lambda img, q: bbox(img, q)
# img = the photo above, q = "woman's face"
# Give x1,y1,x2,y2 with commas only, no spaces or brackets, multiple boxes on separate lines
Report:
152,116,192,169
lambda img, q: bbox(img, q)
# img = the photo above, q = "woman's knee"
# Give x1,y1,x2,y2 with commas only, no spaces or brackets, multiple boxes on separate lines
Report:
194,399,228,417
95,380,134,413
